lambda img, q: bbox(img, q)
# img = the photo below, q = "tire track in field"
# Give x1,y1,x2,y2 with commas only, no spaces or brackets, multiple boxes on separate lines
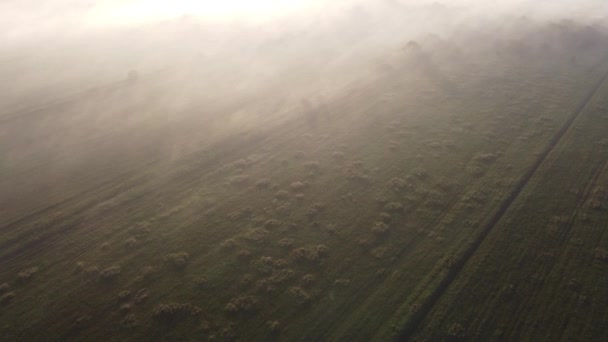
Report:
396,66,608,341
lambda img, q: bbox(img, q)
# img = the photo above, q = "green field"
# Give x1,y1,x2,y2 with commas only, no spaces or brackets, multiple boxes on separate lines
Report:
1,21,608,341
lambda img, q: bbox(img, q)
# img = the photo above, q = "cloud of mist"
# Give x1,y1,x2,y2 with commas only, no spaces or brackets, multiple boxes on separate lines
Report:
3,1,607,43
2,0,608,113
3,0,608,219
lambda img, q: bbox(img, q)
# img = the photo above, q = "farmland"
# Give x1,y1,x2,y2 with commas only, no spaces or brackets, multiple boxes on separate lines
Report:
1,17,608,342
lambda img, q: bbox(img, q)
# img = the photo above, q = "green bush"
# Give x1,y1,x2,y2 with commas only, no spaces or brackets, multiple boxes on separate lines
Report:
225,296,259,313
17,267,39,283
153,302,202,322
370,222,390,235
164,252,190,269
292,245,329,262
99,266,122,281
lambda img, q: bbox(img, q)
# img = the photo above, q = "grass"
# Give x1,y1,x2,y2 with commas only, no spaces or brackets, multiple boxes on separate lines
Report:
1,27,608,341
411,61,608,342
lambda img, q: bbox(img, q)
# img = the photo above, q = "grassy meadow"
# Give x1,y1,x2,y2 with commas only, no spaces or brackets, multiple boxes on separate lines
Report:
1,20,608,342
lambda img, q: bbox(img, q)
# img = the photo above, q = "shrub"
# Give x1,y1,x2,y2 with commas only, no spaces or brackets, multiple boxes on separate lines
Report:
239,274,254,287
99,266,122,281
252,257,275,275
275,190,289,200
311,202,326,211
255,179,271,189
276,204,291,217
278,238,294,248
334,279,351,287
195,276,208,288
133,288,149,304
259,269,295,289
225,296,258,313
139,266,156,280
266,320,280,333
128,225,151,237
228,175,250,187
236,250,252,261
288,286,311,304
0,291,15,305
389,177,410,192
375,196,389,206
255,279,278,293
292,245,329,262
154,302,202,322
17,267,39,283
204,207,218,217
306,208,319,220
344,166,372,184
72,315,91,330
290,181,307,192
118,290,132,302
273,258,290,268
323,223,338,235
228,207,253,220
371,245,389,258
295,193,305,201
411,168,429,178
384,202,404,213
473,153,498,163
589,200,602,209
233,159,248,169
467,166,484,177
379,212,392,223
304,161,321,171
84,266,100,278
251,215,266,225
301,274,315,286
370,222,390,235
220,239,238,250
243,228,269,243
75,262,86,272
264,219,281,229
164,252,190,269
124,238,138,249
0,283,9,294
357,236,374,248
307,203,326,219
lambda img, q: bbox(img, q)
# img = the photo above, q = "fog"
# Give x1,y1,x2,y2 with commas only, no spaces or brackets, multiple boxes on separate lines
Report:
3,0,607,109
3,2,608,340
2,0,608,220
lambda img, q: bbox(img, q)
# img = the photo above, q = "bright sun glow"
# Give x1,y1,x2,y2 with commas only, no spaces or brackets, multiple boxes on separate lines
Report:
88,0,313,27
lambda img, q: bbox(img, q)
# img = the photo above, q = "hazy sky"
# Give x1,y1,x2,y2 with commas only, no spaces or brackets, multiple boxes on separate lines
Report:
2,0,607,44
2,0,607,101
